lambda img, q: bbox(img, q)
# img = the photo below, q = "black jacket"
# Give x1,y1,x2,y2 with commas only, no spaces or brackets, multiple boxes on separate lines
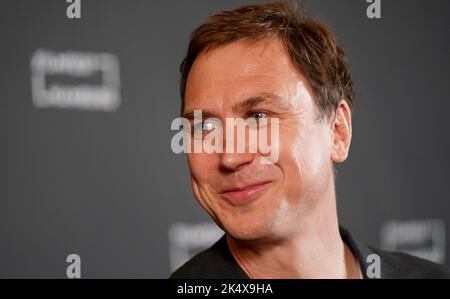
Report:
170,227,450,279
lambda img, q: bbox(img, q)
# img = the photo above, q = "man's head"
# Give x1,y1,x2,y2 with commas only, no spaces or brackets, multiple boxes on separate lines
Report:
180,1,354,242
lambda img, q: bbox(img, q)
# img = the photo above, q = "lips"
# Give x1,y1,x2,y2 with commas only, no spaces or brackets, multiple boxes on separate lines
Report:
219,180,273,205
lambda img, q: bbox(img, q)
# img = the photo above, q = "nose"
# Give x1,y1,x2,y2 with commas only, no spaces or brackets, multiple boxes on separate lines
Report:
219,129,256,170
220,151,255,171
219,117,257,171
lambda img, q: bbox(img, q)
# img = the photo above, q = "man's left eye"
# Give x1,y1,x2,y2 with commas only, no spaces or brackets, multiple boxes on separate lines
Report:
249,112,267,120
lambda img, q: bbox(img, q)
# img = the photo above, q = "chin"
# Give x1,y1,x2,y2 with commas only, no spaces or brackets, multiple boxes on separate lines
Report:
216,213,276,242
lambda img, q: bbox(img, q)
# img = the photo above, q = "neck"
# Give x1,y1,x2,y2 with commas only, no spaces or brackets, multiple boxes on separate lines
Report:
226,188,361,279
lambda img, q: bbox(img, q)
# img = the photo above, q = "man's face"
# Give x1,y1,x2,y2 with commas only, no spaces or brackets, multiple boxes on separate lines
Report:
183,37,339,241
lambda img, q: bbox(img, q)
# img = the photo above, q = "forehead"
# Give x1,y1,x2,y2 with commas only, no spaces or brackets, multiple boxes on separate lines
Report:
184,37,310,113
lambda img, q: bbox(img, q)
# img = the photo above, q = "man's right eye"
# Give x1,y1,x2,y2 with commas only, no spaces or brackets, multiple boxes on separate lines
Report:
193,120,217,136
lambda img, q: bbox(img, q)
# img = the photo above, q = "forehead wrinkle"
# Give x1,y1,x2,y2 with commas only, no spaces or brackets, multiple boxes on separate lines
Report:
184,38,315,118
231,92,285,113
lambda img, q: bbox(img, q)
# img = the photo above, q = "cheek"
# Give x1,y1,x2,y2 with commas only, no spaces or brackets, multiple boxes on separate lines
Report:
277,124,332,195
187,153,216,185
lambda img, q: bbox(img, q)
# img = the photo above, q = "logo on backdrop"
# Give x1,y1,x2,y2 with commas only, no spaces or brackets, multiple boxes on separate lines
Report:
380,219,446,264
30,49,121,112
168,222,223,272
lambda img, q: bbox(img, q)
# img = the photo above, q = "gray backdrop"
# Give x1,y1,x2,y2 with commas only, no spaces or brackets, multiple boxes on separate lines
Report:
0,0,449,278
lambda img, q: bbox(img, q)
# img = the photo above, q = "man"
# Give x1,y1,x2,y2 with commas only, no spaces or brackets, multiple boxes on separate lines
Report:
170,1,450,278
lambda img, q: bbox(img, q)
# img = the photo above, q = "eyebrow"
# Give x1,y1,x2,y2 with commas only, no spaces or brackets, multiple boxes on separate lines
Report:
231,92,283,113
182,92,284,119
182,110,217,120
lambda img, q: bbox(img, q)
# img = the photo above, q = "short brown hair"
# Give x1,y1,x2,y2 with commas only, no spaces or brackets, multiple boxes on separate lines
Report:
179,0,355,116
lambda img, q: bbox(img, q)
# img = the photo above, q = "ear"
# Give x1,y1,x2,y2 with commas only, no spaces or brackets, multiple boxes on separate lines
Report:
330,100,352,164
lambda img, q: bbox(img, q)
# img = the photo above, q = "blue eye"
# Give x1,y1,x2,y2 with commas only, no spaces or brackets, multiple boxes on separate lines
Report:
202,122,216,131
193,120,218,135
249,112,267,120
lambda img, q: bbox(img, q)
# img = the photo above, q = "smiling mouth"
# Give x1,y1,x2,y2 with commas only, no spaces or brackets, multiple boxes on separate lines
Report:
220,181,273,205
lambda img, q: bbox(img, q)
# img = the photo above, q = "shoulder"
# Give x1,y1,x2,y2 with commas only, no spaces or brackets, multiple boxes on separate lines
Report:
169,235,249,279
367,246,450,279
340,226,450,279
